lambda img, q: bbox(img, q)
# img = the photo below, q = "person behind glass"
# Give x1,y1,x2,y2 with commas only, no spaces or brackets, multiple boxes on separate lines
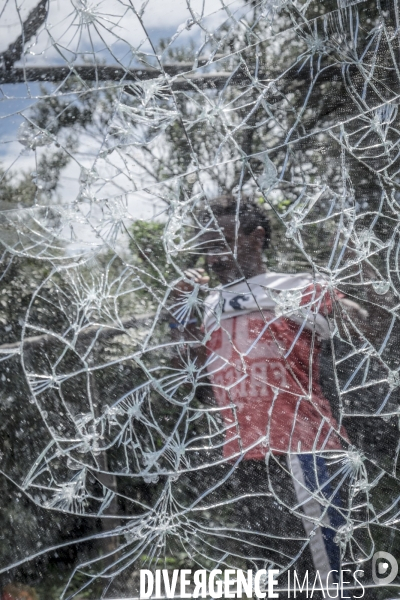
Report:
170,197,366,598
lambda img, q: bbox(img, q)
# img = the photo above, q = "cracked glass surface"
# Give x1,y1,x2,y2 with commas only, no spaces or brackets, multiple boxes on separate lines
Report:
1,0,400,598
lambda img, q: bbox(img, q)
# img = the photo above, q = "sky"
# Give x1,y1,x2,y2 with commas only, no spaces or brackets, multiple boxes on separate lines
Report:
0,0,251,230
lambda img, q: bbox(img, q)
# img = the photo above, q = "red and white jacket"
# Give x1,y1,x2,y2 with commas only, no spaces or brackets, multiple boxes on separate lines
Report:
203,272,348,460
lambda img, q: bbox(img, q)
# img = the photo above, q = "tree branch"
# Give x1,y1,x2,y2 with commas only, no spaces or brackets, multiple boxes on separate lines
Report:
0,60,339,92
1,0,48,71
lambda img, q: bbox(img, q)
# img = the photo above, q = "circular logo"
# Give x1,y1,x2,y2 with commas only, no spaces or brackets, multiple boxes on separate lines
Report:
372,551,398,585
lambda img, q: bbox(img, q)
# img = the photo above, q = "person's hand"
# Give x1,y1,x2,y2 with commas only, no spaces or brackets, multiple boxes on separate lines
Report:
171,268,210,297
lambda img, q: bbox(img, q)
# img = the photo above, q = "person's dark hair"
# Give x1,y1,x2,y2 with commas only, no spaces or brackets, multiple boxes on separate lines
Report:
201,196,271,250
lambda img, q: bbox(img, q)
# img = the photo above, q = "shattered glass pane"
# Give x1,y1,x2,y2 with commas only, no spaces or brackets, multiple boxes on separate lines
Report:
1,0,400,598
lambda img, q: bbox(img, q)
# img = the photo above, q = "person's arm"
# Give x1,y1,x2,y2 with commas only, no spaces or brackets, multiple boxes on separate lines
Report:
168,268,210,369
299,280,369,348
168,268,217,406
337,245,396,348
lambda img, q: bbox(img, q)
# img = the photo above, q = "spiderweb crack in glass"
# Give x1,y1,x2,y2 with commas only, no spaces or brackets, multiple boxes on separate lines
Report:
1,0,400,598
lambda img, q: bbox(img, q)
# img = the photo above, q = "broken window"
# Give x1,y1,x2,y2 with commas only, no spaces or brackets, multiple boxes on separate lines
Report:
1,0,400,598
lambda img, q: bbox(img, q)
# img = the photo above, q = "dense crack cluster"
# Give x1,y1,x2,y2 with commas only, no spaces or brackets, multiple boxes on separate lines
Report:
1,0,400,598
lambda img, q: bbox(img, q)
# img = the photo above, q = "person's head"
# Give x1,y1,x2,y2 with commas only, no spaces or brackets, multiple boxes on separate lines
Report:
199,197,271,284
